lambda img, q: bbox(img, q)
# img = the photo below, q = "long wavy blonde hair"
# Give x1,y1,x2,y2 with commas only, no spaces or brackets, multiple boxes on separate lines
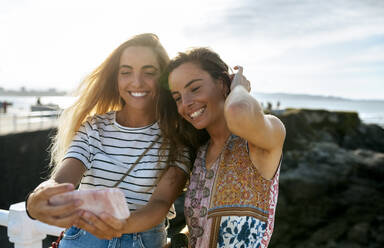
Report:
50,33,170,176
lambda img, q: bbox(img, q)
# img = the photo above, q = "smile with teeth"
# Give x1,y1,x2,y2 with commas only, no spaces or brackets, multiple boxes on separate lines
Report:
189,107,206,119
129,91,148,97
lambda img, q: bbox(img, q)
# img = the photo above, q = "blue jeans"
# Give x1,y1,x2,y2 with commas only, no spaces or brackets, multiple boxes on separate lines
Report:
58,222,166,248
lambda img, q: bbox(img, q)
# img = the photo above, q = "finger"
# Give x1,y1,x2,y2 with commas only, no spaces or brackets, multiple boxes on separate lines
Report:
86,212,123,238
232,66,244,85
38,184,75,200
76,218,111,240
45,199,83,217
76,216,119,240
234,65,243,75
81,211,118,236
46,210,83,228
99,212,124,230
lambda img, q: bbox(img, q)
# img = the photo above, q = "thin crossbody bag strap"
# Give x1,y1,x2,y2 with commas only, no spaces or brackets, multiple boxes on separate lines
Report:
112,135,161,188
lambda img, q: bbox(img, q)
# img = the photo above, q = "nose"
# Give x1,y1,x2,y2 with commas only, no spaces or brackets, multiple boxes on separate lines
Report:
181,94,193,109
131,73,143,87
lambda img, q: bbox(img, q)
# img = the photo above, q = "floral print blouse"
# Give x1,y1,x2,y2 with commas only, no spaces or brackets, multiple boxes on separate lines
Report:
184,135,281,248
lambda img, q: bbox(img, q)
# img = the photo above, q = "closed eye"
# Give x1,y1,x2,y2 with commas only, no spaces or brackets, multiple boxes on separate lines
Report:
144,72,156,76
121,71,132,75
191,86,200,92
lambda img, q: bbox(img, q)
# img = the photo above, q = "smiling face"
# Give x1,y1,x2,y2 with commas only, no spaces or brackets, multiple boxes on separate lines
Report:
118,46,160,113
169,62,227,130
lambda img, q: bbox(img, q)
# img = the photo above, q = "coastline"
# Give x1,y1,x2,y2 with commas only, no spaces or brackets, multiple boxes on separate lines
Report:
1,93,383,126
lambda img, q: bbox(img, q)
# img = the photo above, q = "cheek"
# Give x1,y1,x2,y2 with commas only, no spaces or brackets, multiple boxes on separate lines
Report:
176,104,184,116
117,80,123,93
117,76,127,89
147,78,159,92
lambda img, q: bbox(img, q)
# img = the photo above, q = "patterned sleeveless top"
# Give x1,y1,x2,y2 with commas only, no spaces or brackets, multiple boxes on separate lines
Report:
184,135,281,248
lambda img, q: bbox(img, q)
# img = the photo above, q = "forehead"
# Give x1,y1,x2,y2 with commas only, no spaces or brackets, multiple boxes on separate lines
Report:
169,62,210,89
120,46,159,68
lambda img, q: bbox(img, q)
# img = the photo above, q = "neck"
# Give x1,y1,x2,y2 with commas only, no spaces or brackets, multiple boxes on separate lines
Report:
206,117,231,146
117,106,156,127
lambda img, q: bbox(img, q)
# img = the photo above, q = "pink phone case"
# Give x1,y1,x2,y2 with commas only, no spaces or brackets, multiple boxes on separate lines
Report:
49,188,130,219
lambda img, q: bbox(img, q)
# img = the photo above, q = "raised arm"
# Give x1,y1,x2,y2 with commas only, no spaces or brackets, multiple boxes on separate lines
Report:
224,66,285,179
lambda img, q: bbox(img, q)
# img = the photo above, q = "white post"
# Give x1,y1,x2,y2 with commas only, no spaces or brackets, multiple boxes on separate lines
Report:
8,202,46,248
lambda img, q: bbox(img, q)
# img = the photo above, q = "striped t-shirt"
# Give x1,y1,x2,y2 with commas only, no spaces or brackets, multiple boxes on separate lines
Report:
64,111,190,219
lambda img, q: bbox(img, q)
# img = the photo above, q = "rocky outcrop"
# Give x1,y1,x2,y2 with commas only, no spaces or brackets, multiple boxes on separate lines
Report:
268,109,384,248
1,109,383,248
279,108,384,153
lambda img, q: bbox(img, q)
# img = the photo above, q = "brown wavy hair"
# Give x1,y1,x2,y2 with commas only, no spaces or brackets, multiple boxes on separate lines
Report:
158,47,232,162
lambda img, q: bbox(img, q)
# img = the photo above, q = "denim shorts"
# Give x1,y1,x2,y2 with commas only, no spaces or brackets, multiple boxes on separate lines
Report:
58,221,166,248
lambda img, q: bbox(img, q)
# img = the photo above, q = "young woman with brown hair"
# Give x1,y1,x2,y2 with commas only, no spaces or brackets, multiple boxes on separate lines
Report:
159,47,285,247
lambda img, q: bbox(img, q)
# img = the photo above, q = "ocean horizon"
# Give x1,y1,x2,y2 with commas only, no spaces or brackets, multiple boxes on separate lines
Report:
1,93,384,126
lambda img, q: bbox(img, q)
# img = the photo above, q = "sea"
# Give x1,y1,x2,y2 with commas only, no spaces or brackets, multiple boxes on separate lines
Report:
1,93,384,127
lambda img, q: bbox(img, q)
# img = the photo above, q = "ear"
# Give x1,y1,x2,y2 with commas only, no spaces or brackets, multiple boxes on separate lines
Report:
217,77,230,98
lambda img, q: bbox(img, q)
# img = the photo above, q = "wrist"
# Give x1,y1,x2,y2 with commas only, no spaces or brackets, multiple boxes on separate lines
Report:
230,83,249,92
25,191,36,220
122,217,135,234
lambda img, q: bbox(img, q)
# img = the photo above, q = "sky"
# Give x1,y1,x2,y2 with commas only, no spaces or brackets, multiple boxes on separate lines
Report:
0,0,383,100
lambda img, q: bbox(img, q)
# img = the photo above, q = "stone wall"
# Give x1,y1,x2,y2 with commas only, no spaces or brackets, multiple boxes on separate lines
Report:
0,129,55,248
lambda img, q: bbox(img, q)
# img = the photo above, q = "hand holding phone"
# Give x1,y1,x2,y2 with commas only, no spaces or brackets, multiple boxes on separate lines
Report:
49,188,130,219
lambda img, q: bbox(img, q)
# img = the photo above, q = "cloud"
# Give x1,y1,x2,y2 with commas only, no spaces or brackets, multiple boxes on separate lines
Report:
186,0,384,50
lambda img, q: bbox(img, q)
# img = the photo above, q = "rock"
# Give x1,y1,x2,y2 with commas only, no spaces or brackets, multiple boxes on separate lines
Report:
347,222,370,244
268,109,384,248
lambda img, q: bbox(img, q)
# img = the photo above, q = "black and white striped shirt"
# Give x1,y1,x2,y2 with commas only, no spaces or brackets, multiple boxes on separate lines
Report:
64,111,190,219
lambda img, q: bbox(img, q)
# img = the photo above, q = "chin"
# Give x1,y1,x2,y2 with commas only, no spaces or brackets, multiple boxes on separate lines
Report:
191,121,206,130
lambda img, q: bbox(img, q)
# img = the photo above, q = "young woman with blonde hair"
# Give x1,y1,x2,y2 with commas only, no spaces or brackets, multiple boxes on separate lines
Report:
26,33,190,248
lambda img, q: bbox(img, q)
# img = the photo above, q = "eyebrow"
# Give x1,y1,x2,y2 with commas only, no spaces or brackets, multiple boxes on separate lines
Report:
142,65,158,71
171,79,202,95
119,65,159,71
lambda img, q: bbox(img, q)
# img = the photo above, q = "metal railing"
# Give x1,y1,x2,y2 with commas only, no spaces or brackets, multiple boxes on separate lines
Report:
0,202,64,248
0,111,60,135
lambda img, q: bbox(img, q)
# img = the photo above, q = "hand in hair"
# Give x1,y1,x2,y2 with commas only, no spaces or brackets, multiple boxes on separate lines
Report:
230,66,251,92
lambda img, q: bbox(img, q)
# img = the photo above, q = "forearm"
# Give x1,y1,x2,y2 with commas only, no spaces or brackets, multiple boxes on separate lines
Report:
123,199,171,233
224,85,265,134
